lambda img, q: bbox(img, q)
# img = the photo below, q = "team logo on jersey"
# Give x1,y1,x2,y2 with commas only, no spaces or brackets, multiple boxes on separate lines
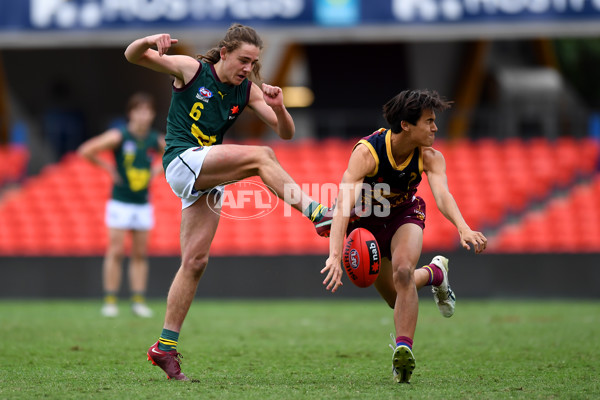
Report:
196,86,213,103
413,207,425,220
228,105,240,120
123,140,136,155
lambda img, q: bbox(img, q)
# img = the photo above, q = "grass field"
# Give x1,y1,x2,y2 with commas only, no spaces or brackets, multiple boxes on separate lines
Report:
1,299,599,399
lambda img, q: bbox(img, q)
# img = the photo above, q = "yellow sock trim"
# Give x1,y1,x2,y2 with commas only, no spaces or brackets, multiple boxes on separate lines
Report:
423,265,434,285
310,204,324,222
159,338,178,346
104,295,117,304
131,294,145,304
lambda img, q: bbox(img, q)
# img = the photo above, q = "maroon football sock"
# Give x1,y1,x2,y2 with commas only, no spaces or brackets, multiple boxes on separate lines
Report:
422,263,444,286
395,336,413,350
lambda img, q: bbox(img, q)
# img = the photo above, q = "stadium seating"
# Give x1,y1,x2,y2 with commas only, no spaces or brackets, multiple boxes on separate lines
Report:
0,145,28,188
0,137,597,256
491,175,600,253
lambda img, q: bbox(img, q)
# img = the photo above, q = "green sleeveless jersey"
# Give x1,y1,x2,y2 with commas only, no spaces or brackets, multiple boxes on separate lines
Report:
162,60,252,170
112,127,160,204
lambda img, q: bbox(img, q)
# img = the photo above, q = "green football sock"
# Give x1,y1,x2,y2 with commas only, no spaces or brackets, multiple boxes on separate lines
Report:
303,201,328,222
158,329,179,352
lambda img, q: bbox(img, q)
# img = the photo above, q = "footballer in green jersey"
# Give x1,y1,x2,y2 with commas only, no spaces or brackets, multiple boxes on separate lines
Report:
126,24,335,381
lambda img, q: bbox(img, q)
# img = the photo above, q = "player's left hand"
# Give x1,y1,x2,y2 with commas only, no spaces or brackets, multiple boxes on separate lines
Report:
460,229,487,254
261,83,284,108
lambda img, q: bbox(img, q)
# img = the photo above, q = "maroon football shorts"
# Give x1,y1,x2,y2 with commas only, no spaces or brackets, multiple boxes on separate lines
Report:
347,196,426,259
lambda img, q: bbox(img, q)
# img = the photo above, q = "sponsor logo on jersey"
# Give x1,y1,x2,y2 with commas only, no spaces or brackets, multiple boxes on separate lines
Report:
196,86,213,103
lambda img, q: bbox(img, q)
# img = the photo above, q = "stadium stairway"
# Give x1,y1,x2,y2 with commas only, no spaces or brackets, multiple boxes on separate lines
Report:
0,137,598,256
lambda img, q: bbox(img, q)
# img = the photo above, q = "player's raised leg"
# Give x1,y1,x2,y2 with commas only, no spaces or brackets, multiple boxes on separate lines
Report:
195,144,328,223
429,255,455,317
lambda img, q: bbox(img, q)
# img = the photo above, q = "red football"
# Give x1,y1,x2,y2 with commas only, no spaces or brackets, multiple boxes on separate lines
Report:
342,228,381,288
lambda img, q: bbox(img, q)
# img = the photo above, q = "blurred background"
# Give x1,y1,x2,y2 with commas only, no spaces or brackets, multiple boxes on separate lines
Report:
0,0,599,299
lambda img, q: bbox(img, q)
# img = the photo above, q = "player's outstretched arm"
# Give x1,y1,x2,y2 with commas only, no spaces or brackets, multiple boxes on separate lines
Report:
322,144,374,292
424,147,487,254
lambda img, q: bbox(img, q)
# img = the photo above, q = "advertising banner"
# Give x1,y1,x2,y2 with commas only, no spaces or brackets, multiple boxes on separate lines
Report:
1,0,599,31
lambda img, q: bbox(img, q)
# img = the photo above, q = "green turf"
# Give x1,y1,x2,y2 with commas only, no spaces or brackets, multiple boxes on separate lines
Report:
0,299,598,399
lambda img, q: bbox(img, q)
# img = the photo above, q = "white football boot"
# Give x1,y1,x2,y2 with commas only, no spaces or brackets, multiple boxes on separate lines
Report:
101,303,119,317
132,302,154,318
389,334,416,384
392,345,416,383
430,255,456,318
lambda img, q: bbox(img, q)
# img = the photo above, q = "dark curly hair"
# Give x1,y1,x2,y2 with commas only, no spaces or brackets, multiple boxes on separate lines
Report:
383,89,452,133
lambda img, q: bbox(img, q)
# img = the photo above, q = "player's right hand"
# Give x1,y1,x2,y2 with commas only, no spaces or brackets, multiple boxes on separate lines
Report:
148,34,178,56
108,166,122,185
321,255,343,293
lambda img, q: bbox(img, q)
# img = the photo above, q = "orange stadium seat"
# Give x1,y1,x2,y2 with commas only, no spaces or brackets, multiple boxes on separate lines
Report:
1,138,597,256
491,175,600,253
0,145,29,187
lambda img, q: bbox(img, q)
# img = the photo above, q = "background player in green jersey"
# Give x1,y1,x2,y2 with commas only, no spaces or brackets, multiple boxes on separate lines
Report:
78,92,165,318
320,89,487,383
125,24,332,380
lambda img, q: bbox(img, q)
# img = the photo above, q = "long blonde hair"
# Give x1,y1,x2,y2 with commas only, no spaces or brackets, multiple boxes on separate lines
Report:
198,23,264,82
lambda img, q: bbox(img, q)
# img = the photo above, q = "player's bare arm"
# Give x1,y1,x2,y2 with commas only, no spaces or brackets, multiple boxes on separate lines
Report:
424,147,487,253
77,129,122,183
124,34,199,87
322,144,375,292
150,135,167,179
248,82,295,140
